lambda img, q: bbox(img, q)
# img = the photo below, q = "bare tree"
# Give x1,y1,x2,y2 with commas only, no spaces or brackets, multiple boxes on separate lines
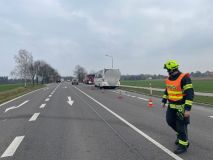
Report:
11,50,60,85
11,49,33,87
73,65,87,82
35,60,60,84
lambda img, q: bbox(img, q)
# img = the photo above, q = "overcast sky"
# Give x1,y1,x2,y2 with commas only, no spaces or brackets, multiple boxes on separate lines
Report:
0,0,213,76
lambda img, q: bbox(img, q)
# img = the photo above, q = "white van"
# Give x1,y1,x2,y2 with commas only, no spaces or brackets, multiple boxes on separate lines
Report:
94,69,121,89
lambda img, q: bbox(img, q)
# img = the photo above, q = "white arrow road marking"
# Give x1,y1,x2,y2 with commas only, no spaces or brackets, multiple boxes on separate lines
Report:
29,113,40,121
209,116,213,118
67,96,74,106
75,87,183,160
40,104,46,109
5,100,29,113
1,136,25,158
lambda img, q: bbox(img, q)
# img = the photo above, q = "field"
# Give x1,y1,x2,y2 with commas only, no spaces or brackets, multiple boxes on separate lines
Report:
0,83,44,104
0,84,24,92
120,79,213,105
121,79,213,93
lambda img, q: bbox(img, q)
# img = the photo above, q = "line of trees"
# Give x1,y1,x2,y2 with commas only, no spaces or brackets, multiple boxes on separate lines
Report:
11,49,60,86
121,71,213,81
0,76,24,84
121,74,166,80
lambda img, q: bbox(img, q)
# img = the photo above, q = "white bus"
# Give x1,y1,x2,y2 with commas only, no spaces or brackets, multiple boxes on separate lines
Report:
94,69,121,89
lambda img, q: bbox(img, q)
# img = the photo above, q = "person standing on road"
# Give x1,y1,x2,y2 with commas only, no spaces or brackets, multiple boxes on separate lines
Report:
162,60,194,154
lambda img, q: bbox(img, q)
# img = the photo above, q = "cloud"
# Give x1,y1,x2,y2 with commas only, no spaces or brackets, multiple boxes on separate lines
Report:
0,0,213,76
0,17,32,37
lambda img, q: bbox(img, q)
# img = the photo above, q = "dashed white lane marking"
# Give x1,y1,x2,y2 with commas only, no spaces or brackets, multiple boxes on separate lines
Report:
75,87,183,160
137,97,149,101
5,100,29,113
209,116,213,118
45,98,50,102
1,136,25,158
40,104,46,109
29,113,40,121
49,95,52,97
131,96,136,98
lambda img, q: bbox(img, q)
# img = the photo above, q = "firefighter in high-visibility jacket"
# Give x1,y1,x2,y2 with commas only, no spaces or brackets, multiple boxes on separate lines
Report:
162,60,194,154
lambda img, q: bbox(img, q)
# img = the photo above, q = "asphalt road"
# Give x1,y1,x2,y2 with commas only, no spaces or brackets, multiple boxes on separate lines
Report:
0,82,212,160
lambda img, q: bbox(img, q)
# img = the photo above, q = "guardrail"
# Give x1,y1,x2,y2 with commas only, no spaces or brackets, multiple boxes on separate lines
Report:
120,85,213,97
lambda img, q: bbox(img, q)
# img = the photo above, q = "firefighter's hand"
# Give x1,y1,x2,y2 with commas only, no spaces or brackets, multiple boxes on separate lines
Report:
184,111,190,117
162,103,166,108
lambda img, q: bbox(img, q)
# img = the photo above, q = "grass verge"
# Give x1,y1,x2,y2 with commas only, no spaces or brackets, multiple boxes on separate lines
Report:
119,86,213,106
121,79,213,93
0,84,45,105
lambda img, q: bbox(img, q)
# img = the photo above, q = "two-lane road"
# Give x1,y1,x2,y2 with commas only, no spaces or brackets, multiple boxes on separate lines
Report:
0,82,212,160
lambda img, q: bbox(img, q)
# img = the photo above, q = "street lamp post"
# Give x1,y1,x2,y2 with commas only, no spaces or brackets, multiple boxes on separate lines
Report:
105,54,113,68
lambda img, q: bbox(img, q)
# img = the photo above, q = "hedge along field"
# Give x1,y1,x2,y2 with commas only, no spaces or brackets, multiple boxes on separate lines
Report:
121,79,213,93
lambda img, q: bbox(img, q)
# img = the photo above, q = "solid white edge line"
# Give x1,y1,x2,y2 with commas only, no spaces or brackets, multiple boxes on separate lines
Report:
1,136,25,158
0,87,46,107
74,86,183,160
29,113,40,121
40,104,46,109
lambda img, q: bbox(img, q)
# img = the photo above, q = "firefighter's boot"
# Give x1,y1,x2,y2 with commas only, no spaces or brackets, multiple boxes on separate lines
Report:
174,145,187,154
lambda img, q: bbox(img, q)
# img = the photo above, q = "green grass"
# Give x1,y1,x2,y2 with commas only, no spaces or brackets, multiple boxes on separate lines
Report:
192,79,213,93
121,79,213,93
119,86,213,106
0,84,24,92
0,84,45,104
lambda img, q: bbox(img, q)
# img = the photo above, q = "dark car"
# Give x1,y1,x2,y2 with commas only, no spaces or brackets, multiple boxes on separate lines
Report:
56,80,61,83
72,78,79,85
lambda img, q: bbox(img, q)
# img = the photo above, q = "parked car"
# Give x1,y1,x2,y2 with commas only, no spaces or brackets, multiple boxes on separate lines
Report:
72,78,79,85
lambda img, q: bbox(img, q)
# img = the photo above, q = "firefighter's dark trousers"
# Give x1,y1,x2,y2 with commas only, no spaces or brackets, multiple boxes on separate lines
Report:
166,107,190,146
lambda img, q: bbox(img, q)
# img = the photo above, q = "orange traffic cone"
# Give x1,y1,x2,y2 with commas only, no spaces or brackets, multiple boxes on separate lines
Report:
148,98,154,107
